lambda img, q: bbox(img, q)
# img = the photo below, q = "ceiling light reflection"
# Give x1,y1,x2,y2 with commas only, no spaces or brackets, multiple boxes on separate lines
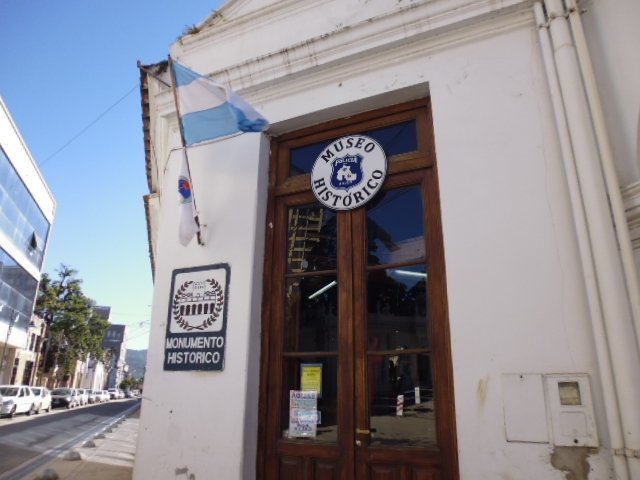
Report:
390,269,427,279
308,280,337,299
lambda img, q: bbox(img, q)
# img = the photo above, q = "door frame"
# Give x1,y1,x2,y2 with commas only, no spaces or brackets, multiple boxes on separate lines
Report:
257,98,458,479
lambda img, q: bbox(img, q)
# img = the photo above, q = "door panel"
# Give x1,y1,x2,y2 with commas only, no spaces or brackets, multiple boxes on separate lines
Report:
260,100,457,480
362,464,441,480
315,460,340,480
279,456,303,478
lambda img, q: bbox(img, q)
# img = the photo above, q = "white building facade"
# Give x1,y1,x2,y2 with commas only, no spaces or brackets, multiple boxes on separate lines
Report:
0,96,55,386
104,323,127,389
81,305,113,391
136,1,640,479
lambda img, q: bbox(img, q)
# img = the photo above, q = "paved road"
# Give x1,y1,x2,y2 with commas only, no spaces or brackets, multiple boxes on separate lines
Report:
0,399,140,480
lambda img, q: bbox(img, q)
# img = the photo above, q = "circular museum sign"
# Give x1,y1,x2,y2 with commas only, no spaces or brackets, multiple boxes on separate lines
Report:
311,135,387,211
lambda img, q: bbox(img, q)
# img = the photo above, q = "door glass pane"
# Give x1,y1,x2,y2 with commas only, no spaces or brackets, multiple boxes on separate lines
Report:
289,120,418,176
366,185,425,265
281,356,338,444
368,353,436,448
284,275,338,352
287,205,337,273
367,265,430,351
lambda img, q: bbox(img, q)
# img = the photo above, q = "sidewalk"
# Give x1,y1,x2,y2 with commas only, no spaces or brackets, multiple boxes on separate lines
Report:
27,409,139,480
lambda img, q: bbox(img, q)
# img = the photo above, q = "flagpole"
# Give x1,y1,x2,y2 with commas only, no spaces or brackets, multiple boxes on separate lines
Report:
168,56,204,246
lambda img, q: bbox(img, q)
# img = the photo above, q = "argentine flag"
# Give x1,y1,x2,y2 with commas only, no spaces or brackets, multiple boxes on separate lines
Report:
171,60,269,146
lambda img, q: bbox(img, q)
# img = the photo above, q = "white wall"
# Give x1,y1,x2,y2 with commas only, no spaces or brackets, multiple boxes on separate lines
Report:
134,133,269,480
428,28,612,480
579,0,640,184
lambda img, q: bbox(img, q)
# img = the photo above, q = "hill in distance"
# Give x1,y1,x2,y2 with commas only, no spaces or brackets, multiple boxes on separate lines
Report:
126,349,147,379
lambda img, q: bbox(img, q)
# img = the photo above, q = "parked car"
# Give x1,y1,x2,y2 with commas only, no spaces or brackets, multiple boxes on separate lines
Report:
75,388,89,406
100,390,110,402
0,385,37,418
107,388,118,399
30,386,52,413
51,388,80,409
87,390,99,404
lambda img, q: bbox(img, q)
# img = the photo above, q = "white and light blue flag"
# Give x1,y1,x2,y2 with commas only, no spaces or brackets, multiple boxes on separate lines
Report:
171,60,269,146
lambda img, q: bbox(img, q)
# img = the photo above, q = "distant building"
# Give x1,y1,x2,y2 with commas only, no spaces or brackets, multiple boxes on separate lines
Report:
0,96,55,385
82,305,113,390
94,305,112,322
103,323,127,388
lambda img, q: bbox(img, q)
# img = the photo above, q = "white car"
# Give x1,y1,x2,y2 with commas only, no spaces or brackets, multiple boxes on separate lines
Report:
87,390,100,404
30,386,52,413
0,385,37,418
100,390,110,402
75,388,89,406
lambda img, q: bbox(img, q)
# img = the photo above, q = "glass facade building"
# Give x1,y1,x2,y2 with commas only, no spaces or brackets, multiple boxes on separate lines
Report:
0,96,55,387
0,146,51,328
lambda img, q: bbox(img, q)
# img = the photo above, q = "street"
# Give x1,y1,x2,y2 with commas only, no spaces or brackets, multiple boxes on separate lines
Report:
0,398,140,480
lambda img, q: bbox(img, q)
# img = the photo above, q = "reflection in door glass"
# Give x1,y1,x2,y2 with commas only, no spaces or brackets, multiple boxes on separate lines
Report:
284,275,338,352
281,356,338,444
368,353,436,448
367,265,430,351
366,185,425,265
287,205,337,273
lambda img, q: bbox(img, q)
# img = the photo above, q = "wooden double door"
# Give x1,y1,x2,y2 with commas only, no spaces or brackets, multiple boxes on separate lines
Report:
259,100,457,480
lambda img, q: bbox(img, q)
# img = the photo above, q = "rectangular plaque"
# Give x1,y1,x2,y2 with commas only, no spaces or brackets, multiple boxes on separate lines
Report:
163,263,230,371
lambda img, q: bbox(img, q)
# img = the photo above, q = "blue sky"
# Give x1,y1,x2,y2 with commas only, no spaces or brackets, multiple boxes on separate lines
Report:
0,0,224,349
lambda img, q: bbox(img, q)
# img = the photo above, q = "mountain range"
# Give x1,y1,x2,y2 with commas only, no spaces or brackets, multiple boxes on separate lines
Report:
126,349,147,379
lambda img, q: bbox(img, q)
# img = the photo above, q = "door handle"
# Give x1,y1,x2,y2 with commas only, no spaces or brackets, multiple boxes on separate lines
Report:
355,428,370,435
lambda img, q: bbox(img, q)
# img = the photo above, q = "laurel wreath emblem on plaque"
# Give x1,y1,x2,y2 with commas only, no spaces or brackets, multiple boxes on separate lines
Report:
172,279,224,331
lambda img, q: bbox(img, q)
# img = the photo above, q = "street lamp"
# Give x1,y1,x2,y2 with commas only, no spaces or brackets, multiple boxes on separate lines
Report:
0,306,21,382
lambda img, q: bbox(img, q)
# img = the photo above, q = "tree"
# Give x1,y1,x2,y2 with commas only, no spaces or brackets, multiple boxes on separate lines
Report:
35,265,110,378
119,377,135,390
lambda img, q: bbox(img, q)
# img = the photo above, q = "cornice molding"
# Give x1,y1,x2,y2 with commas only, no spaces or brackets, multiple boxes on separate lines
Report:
151,2,534,142
245,8,533,104
180,0,319,53
174,0,533,93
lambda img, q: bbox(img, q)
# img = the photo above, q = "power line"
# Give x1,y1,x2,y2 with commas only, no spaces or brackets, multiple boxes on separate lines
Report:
40,84,138,166
126,330,151,343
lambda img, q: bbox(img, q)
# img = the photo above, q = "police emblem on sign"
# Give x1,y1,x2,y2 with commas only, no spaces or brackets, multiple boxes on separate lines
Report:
311,135,387,211
330,154,363,191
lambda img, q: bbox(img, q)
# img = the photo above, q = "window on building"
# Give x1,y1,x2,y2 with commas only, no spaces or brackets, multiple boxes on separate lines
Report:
0,146,51,269
0,247,38,323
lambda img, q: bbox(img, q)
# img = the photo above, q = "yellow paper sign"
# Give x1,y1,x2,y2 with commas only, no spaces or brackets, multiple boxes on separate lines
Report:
300,363,322,397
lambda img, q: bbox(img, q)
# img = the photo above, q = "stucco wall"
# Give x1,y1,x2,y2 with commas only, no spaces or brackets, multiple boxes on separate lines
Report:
134,133,269,479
